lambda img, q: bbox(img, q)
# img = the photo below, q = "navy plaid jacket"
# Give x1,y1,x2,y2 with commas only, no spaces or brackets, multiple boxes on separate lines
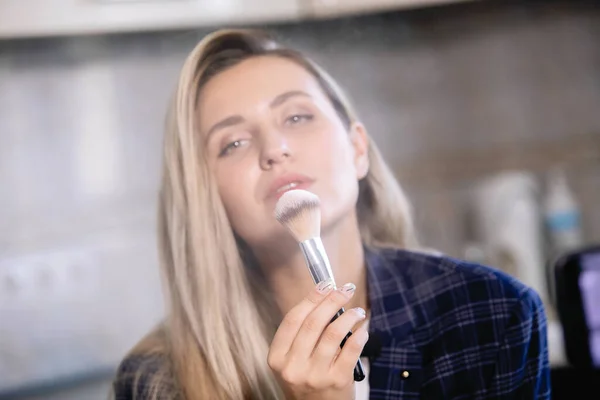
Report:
114,246,551,399
364,246,551,399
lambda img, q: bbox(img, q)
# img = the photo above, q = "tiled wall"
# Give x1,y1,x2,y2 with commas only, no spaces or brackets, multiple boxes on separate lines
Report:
0,0,599,395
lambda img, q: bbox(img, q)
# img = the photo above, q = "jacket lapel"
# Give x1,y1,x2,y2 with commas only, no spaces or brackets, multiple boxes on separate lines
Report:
365,246,424,398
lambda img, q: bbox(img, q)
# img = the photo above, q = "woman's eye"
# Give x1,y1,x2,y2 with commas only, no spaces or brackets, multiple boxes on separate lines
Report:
285,114,313,126
219,139,247,157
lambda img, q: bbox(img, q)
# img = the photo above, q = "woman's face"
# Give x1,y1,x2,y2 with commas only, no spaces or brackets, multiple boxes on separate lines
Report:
197,56,369,248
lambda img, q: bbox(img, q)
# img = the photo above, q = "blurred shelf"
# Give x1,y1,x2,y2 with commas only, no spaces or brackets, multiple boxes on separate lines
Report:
0,0,481,39
396,133,600,186
0,0,303,39
306,0,478,19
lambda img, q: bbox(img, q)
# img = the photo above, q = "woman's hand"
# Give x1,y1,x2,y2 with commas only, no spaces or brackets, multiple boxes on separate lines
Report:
267,280,368,400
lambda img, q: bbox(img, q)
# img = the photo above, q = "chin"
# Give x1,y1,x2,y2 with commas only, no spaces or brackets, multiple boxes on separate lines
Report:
319,206,352,237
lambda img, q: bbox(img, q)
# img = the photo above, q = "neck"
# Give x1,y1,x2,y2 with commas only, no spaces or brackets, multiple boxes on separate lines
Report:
255,213,368,317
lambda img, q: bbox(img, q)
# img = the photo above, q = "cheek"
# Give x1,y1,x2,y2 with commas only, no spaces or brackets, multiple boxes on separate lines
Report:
316,128,360,221
324,130,357,184
214,163,257,229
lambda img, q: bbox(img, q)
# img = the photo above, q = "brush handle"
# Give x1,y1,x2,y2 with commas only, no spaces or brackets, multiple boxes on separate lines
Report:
299,238,365,382
331,308,366,382
299,238,336,285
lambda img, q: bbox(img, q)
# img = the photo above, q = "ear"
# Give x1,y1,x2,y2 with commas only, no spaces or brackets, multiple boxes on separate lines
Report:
349,122,370,180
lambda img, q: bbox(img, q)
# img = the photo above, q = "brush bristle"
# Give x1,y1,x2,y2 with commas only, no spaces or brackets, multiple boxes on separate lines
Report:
274,190,321,242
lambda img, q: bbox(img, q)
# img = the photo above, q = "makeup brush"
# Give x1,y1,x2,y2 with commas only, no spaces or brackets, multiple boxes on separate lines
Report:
274,189,366,382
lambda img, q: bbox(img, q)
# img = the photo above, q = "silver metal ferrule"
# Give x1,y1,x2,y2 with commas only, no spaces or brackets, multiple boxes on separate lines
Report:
299,237,336,288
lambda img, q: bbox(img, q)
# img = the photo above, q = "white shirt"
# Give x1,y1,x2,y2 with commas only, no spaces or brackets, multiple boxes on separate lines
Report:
355,356,370,400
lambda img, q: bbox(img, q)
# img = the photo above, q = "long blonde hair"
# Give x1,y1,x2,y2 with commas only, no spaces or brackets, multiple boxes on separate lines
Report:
119,28,418,400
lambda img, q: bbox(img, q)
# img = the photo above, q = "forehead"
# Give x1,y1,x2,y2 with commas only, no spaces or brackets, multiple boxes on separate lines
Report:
197,56,326,126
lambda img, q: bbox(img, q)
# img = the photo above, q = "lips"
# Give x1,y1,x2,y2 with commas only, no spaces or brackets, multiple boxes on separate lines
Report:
267,173,314,200
276,182,300,194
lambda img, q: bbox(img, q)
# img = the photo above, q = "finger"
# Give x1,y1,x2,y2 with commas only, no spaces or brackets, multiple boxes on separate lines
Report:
330,320,369,384
286,282,356,362
268,279,335,369
311,307,366,367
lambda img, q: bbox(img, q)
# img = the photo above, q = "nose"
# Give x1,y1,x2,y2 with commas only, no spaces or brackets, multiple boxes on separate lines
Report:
259,133,291,170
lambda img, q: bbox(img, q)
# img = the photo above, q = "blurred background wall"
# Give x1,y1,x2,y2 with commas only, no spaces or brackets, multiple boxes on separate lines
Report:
1,0,599,398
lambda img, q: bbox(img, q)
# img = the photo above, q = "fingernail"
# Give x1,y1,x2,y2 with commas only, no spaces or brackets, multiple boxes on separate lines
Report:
339,282,356,295
354,307,366,316
316,279,334,294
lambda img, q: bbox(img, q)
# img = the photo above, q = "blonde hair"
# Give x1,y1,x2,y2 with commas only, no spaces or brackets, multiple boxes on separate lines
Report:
115,28,418,400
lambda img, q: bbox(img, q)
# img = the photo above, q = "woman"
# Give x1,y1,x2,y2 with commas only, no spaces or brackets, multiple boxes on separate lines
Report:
113,29,550,399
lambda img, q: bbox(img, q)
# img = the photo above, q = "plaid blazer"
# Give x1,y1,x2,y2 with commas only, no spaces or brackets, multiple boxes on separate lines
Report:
114,246,551,399
364,246,551,399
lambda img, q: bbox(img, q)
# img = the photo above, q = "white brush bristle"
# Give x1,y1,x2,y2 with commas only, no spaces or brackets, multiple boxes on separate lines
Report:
274,190,321,242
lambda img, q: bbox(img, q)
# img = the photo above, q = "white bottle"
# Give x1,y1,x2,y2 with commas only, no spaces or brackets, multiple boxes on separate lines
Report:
543,169,583,308
472,172,549,307
543,169,583,253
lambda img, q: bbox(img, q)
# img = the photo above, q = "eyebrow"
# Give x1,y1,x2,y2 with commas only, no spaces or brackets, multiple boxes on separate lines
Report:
206,115,245,139
205,90,312,139
269,90,311,108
